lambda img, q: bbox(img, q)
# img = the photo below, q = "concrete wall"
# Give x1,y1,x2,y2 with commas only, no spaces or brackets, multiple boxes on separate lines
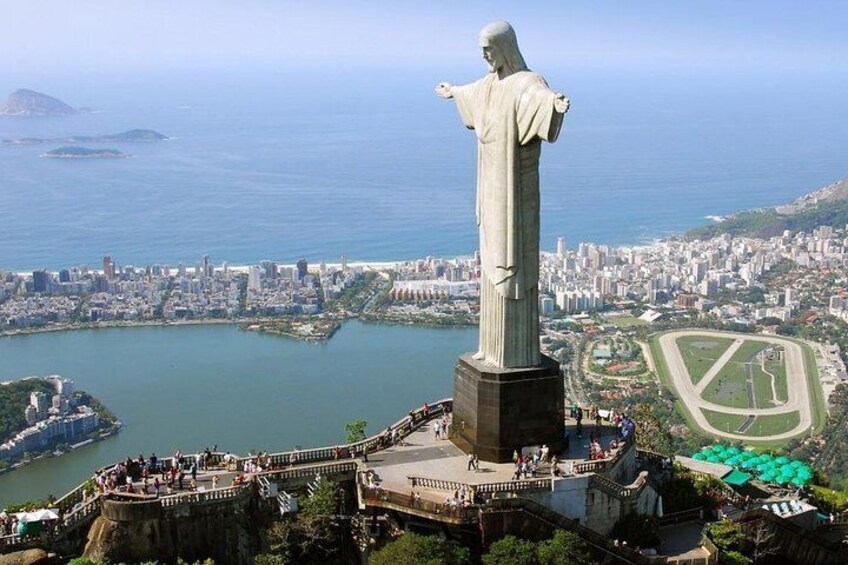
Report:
526,475,590,525
525,448,655,536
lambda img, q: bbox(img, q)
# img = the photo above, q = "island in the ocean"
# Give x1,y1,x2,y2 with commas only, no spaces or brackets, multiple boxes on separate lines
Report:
3,129,169,145
0,89,77,117
41,146,129,159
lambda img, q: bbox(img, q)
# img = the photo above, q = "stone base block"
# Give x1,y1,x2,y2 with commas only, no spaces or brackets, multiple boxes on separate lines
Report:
450,353,565,463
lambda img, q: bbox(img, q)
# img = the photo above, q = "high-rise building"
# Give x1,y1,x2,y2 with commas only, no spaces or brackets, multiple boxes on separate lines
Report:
296,259,308,280
58,269,70,283
556,237,566,257
103,256,116,280
32,270,50,293
202,255,212,278
341,254,348,271
25,405,37,426
260,260,277,280
785,287,798,305
248,266,262,292
30,391,49,417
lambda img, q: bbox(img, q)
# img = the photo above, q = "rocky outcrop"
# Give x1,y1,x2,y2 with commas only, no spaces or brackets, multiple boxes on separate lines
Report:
0,89,77,116
82,492,262,565
0,549,53,565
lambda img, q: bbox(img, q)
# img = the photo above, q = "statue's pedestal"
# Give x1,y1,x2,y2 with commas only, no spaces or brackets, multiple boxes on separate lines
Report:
450,353,565,463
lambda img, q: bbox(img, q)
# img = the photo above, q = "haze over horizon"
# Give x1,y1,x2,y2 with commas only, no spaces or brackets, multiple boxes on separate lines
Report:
2,1,847,77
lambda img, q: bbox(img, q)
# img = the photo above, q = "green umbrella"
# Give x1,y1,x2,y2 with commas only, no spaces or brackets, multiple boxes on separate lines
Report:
742,459,758,469
711,445,726,454
693,452,707,461
759,472,776,482
775,475,790,485
791,477,807,487
780,466,797,478
756,463,772,472
706,455,720,463
725,456,740,466
775,456,790,465
757,454,773,464
790,460,805,468
726,447,740,455
738,451,754,461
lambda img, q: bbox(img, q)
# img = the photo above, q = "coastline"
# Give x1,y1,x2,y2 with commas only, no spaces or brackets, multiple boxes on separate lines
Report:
0,424,122,480
0,317,253,339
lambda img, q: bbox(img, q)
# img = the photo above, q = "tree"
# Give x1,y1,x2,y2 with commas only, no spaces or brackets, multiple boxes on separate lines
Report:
482,535,537,565
266,477,342,563
536,530,597,565
707,520,746,553
254,555,286,565
370,532,470,565
344,419,368,443
748,519,777,564
720,551,752,565
610,514,660,548
631,404,673,454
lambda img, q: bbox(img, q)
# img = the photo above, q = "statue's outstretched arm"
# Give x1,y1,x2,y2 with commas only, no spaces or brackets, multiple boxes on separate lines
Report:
554,93,570,114
435,82,453,99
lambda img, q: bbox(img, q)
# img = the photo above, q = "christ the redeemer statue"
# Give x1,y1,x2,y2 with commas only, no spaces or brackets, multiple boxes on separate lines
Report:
436,21,569,368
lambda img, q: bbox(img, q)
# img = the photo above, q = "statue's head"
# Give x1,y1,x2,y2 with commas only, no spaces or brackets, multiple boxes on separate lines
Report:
478,21,527,75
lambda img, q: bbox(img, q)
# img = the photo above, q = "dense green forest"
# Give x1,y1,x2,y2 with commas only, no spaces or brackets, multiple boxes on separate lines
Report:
687,198,848,240
0,379,55,441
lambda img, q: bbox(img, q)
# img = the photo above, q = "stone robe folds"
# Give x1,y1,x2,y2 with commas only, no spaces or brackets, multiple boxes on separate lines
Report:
452,70,563,368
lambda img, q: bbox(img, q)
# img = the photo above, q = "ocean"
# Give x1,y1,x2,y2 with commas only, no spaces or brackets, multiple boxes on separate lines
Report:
0,66,846,270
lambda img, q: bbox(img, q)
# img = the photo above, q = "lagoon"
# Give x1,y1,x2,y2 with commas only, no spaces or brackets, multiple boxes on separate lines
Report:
0,320,476,504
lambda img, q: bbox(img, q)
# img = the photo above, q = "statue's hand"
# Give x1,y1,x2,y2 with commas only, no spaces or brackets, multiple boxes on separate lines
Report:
435,82,453,99
554,93,570,114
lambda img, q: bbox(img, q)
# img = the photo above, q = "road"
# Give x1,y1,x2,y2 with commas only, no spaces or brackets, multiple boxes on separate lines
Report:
657,330,814,442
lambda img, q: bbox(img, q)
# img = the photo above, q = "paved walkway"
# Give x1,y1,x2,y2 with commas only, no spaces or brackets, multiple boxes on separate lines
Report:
362,417,621,502
659,522,711,560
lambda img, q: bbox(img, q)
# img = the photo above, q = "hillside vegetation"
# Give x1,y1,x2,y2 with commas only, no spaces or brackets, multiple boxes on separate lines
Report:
0,379,55,441
688,198,848,240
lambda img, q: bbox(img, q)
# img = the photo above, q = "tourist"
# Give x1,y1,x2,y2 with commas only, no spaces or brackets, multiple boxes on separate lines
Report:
212,475,219,490
190,460,198,482
153,477,161,496
473,454,480,471
434,420,442,440
467,453,474,471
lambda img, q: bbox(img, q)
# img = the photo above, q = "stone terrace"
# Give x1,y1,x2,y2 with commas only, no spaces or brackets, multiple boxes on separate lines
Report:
362,415,625,503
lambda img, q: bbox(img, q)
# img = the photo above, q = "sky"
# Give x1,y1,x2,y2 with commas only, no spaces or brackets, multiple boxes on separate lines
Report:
2,1,847,75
